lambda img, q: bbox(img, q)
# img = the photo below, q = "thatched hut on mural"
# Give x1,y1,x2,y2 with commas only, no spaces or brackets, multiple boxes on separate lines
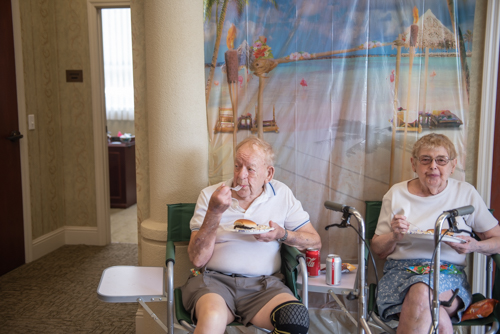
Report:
402,9,456,51
401,8,463,128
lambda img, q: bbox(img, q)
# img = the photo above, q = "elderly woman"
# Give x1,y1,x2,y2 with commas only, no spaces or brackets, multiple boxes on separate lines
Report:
371,133,500,334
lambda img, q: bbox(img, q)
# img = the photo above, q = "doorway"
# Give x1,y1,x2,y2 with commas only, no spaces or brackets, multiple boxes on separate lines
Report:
101,7,138,244
88,0,135,246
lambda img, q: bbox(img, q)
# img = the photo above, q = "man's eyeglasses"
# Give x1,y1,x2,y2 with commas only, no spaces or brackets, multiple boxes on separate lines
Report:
417,156,451,166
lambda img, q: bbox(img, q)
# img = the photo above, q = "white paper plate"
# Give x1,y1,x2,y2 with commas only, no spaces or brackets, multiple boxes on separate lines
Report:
405,231,466,244
223,225,275,234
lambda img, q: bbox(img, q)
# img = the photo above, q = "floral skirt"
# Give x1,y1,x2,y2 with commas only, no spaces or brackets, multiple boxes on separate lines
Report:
376,258,471,323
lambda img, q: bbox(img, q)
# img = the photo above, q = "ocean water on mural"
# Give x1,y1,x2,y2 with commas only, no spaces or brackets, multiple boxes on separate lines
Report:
207,55,467,175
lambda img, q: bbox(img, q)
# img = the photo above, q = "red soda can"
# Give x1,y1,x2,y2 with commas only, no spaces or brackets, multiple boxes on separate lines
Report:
326,254,342,285
306,248,320,277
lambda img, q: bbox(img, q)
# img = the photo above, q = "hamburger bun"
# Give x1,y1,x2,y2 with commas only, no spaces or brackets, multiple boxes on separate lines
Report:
234,219,258,229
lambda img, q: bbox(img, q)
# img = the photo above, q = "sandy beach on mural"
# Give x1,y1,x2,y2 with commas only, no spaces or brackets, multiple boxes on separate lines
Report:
208,56,469,133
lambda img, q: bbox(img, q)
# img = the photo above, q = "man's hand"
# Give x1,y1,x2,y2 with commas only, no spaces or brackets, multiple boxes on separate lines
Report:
253,220,282,242
253,221,322,252
188,184,232,268
207,184,232,215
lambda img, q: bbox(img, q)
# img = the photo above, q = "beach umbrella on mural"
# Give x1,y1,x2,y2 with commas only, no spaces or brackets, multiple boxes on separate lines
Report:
225,24,239,157
398,6,420,181
402,8,456,118
390,8,457,184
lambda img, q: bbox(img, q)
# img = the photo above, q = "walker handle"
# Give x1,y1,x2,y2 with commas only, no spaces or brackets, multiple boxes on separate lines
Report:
324,201,351,213
447,205,474,217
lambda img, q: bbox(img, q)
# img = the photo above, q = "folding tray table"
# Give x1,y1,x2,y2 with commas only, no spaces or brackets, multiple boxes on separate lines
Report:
97,266,171,332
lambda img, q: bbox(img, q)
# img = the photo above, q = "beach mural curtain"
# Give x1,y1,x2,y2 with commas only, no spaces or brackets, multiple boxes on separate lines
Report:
203,0,475,262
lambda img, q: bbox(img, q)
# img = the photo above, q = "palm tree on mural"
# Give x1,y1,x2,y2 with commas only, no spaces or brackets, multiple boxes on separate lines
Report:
203,0,278,107
464,29,473,52
445,0,470,101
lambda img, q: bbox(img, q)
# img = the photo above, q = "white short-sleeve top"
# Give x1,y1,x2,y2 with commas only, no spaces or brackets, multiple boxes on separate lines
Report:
374,178,498,265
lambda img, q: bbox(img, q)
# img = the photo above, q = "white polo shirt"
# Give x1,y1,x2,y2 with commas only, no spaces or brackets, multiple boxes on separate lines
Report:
190,179,311,276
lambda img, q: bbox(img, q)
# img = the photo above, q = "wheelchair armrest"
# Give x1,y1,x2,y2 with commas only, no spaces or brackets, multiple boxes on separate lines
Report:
281,243,305,262
166,240,175,265
280,244,308,307
491,254,500,267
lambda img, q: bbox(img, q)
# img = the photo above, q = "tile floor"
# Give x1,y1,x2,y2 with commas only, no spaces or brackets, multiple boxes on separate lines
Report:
110,204,138,244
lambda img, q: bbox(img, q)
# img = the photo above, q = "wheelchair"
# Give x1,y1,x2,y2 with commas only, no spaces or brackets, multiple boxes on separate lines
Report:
364,201,500,334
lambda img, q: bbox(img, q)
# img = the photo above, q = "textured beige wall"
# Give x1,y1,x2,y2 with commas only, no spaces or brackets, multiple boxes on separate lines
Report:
136,0,208,270
466,0,487,186
19,0,96,239
143,0,208,221
130,0,149,263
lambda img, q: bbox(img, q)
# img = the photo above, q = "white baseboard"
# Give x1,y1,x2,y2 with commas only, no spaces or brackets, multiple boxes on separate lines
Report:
32,226,100,261
65,226,100,245
32,227,65,261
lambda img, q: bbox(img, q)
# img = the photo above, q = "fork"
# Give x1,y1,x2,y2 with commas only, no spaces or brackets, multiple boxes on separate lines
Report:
407,221,421,230
229,185,242,191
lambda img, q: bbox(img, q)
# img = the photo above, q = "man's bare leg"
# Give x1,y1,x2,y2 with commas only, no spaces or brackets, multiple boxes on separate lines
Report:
193,293,235,334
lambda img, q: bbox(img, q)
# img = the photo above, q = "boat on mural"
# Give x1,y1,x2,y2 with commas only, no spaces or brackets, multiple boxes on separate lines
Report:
214,106,279,134
420,110,464,128
390,107,463,133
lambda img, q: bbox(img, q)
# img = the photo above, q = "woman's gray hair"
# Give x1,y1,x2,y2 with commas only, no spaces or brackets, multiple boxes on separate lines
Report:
412,133,457,159
236,136,275,166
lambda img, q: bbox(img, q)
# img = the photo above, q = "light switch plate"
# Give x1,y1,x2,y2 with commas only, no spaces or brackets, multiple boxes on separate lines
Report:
28,114,35,130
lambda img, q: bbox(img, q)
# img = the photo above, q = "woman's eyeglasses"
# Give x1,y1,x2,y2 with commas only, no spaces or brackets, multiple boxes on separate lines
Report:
417,156,451,166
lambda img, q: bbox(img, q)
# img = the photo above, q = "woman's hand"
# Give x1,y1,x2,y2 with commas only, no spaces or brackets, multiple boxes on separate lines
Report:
372,214,411,259
445,236,476,254
390,214,410,241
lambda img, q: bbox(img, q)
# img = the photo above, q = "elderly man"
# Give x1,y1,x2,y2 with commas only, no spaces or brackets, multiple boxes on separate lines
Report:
181,136,321,334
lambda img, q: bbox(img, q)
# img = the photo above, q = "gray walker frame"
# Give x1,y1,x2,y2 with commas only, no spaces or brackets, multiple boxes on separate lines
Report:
324,201,370,334
428,206,499,334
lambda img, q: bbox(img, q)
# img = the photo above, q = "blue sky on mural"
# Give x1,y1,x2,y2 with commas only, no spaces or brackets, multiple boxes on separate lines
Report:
204,0,476,63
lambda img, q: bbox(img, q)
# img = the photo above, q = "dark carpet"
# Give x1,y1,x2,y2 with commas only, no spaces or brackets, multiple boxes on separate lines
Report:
0,244,138,334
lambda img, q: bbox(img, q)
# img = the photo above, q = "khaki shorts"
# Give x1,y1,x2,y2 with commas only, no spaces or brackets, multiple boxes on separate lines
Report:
180,269,294,326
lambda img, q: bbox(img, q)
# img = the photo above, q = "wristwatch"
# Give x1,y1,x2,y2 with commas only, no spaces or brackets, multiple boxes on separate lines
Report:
277,228,288,242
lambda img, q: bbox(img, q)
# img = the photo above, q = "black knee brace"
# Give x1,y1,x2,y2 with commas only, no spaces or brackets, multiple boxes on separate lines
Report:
270,301,309,334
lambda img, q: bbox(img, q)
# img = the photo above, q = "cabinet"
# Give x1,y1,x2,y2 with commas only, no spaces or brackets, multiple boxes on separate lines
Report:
108,142,137,208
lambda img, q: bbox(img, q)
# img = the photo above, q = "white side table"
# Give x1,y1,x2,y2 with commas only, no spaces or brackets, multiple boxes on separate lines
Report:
297,264,360,327
296,264,358,294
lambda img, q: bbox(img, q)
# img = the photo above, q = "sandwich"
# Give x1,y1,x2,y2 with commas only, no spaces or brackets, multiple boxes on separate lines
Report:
234,219,258,230
426,229,454,236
